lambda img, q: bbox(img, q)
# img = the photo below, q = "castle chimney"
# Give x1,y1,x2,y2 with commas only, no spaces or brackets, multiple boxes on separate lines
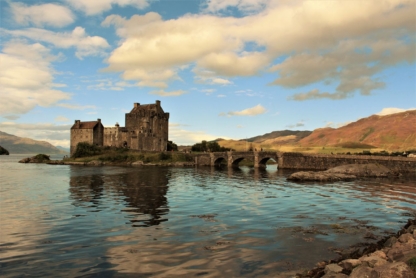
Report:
134,103,140,108
97,118,101,123
156,100,161,106
74,120,80,127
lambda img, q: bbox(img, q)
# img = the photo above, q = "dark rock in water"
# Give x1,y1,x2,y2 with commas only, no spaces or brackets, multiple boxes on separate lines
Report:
287,163,396,181
19,154,51,163
0,145,9,155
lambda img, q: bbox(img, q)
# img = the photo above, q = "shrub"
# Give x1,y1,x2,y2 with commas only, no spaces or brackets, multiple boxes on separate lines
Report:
33,154,50,162
72,142,102,158
159,152,171,160
407,257,416,273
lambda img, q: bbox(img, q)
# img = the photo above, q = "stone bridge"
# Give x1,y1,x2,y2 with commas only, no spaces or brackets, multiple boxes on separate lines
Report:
194,152,416,173
195,151,282,168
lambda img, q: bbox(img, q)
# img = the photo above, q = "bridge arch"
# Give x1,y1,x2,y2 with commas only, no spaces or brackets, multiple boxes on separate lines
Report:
231,157,246,168
258,157,277,168
214,157,227,168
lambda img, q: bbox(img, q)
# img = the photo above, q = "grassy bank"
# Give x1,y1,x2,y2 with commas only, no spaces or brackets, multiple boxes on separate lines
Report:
67,144,194,164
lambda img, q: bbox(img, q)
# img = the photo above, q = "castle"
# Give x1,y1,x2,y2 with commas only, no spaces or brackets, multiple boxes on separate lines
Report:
70,101,169,156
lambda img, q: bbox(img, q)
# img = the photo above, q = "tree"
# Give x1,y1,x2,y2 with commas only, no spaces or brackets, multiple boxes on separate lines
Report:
191,140,232,152
167,141,178,151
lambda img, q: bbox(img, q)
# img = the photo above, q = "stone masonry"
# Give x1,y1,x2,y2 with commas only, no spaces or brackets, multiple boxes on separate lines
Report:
70,101,169,156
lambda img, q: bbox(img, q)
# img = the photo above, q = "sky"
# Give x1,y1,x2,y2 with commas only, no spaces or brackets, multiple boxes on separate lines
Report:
0,0,415,148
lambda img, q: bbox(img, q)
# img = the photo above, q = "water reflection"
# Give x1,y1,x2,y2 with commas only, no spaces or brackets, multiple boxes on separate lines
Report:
69,166,169,227
1,155,416,278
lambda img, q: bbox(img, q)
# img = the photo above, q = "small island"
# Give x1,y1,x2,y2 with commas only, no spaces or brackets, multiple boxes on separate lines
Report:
0,145,10,155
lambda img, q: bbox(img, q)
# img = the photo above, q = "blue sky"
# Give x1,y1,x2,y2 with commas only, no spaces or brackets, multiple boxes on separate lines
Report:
0,0,415,147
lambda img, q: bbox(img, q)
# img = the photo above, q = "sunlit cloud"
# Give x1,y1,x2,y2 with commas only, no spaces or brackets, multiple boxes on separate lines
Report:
149,90,187,97
376,107,416,116
286,121,305,129
10,2,75,27
0,42,71,118
4,27,110,59
55,116,70,122
0,121,71,147
169,125,229,145
100,0,414,98
57,103,96,110
220,104,266,117
202,0,269,14
66,0,150,15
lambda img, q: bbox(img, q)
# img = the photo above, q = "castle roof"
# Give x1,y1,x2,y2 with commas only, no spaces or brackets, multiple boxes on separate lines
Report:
71,120,101,129
129,101,165,114
130,104,156,113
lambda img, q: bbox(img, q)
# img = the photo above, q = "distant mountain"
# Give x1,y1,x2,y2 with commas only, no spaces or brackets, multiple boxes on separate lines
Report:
56,146,70,153
0,131,67,154
298,110,416,150
244,130,312,144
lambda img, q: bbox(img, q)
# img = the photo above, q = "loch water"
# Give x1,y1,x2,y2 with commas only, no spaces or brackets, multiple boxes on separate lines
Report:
1,154,415,277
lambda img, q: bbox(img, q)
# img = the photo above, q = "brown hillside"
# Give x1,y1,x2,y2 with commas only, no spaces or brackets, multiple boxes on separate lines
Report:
298,110,416,151
0,131,67,154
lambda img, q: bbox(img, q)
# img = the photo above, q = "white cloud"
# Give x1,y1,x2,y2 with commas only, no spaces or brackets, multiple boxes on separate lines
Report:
57,103,96,110
87,79,126,91
193,68,233,85
376,107,416,116
203,0,269,14
220,104,266,117
217,94,226,98
0,122,71,131
149,90,187,97
197,51,270,76
5,27,109,59
66,0,149,15
0,122,71,147
101,0,415,98
286,121,305,129
10,2,75,27
169,123,228,145
55,116,70,122
0,42,71,118
200,89,216,95
120,68,178,89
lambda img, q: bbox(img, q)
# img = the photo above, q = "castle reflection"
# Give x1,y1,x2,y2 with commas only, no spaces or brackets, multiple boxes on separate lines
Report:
69,166,170,227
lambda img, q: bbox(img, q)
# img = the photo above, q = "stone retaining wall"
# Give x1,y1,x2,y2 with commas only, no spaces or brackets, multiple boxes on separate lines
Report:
279,153,416,173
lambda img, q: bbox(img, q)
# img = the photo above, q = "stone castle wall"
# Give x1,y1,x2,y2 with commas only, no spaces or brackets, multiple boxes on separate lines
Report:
71,101,169,156
70,128,94,155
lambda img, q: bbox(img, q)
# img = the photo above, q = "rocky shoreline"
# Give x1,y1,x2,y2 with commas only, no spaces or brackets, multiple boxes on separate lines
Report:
287,163,400,182
18,154,195,167
296,218,416,278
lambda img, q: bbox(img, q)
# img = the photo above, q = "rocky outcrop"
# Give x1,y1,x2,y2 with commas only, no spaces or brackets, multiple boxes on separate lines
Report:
287,163,396,181
19,154,51,163
287,171,356,181
325,163,395,177
298,219,416,278
0,145,9,155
